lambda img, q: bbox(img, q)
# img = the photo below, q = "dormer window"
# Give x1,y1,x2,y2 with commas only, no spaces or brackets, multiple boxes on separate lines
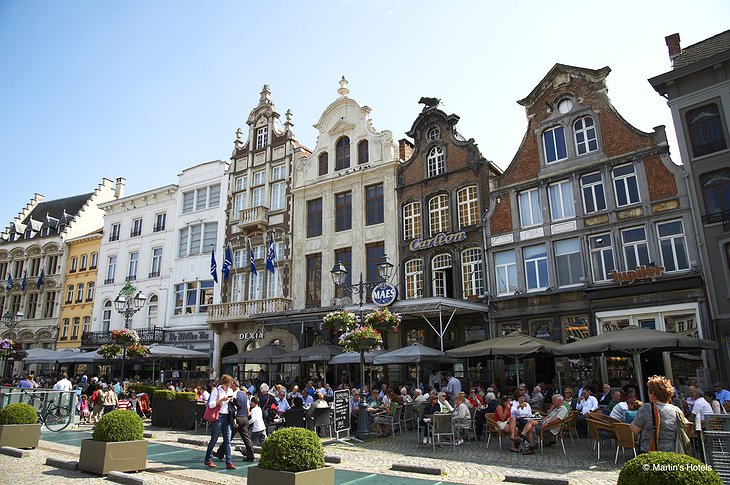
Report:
574,116,598,155
427,146,445,177
543,126,567,163
335,136,351,170
256,127,268,149
558,98,573,114
427,126,441,140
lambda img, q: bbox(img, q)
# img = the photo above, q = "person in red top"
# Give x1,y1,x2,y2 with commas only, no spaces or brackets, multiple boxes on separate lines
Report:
467,389,484,409
116,392,132,411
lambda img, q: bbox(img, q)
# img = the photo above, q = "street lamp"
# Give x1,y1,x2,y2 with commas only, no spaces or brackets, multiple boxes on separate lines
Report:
113,289,146,382
330,254,394,440
2,311,23,378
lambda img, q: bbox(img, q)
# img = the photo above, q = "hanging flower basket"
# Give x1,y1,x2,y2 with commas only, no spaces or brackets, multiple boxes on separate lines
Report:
338,325,382,352
126,344,148,359
111,329,140,346
323,310,358,332
363,308,401,334
98,344,122,359
0,338,27,361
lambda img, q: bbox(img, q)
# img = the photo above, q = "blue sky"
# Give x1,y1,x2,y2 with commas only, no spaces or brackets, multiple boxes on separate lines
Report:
1,1,729,226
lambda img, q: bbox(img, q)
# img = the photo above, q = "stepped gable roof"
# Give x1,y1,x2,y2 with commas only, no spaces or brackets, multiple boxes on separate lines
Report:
672,29,730,69
22,193,92,226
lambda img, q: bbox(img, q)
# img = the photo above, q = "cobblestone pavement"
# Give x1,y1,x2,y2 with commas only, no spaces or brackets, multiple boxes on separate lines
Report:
0,423,621,484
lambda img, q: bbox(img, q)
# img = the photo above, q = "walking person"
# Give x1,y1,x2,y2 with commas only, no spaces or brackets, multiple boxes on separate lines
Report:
101,383,118,414
204,374,236,469
214,379,255,462
250,396,268,445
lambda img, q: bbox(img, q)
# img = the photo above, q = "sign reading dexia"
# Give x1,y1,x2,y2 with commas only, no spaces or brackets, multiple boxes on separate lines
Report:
409,231,467,251
610,265,665,285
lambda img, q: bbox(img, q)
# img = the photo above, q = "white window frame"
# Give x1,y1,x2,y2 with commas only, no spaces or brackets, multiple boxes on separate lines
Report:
427,146,445,178
234,175,248,191
102,301,112,331
589,233,615,282
110,223,120,241
270,181,285,210
86,282,94,301
548,180,575,221
428,194,450,236
131,218,143,236
128,251,139,279
431,253,452,297
621,226,650,269
457,186,479,229
404,258,423,299
427,126,440,140
656,219,690,272
581,172,606,214
252,170,266,186
524,244,549,291
519,188,543,228
403,202,422,240
461,248,484,298
554,238,583,287
256,126,268,149
271,165,285,181
151,247,163,276
106,255,116,282
573,116,598,155
613,164,641,207
495,250,518,296
76,283,84,302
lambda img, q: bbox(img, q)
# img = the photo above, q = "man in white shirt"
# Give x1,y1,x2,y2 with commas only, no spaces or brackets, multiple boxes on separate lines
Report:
689,388,714,425
249,396,267,444
576,388,598,437
610,401,630,422
53,372,73,391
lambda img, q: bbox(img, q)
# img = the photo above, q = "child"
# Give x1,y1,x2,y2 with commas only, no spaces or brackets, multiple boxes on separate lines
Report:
117,392,131,411
249,396,267,445
79,394,91,424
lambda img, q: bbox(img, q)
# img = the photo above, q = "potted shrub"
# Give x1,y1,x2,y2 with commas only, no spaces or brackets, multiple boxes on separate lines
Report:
248,427,334,485
170,391,198,430
78,410,147,475
618,452,722,485
0,402,41,448
151,389,175,428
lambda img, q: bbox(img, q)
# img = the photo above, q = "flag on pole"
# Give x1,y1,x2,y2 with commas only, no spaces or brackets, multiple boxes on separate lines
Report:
250,245,257,276
6,273,13,291
222,243,233,282
266,234,276,274
36,269,45,288
21,270,27,292
210,247,218,283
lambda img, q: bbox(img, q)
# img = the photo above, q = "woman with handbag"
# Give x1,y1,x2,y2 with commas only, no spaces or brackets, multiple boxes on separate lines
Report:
630,375,690,454
213,379,255,462
204,374,236,469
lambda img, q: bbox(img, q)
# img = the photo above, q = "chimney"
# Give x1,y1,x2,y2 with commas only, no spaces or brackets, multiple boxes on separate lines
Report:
399,139,414,161
115,177,126,199
665,33,681,65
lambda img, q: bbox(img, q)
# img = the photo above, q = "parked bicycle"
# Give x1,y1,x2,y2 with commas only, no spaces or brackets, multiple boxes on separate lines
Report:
18,389,74,431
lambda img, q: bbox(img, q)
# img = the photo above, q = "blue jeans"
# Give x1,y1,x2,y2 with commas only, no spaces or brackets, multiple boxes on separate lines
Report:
205,413,232,464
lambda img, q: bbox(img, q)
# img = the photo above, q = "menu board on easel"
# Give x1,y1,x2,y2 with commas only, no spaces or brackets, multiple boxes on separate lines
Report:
333,389,350,438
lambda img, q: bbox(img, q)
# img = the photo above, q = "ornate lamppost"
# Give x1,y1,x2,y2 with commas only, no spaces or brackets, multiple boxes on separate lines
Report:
113,283,146,382
2,311,23,378
330,254,393,440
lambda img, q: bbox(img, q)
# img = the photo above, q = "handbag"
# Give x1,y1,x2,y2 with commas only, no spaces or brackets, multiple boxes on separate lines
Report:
203,404,221,422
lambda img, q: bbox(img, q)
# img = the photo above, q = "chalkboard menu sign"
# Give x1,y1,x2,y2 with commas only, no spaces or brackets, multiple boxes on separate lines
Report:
333,389,350,436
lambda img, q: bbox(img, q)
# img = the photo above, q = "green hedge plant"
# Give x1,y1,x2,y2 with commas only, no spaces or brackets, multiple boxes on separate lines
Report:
152,390,175,400
0,403,38,425
258,427,324,472
127,385,157,396
618,452,721,485
92,410,144,442
174,392,196,401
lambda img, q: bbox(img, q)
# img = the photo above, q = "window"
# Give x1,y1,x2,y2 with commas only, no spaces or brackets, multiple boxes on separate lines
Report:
25,293,38,319
432,253,452,297
581,172,606,214
366,183,384,225
28,257,40,277
86,282,94,301
524,244,549,291
252,170,266,186
65,285,73,304
657,220,689,272
701,169,730,217
403,202,422,240
548,180,575,221
127,252,139,280
335,136,351,170
235,175,248,191
154,212,166,232
335,192,352,232
621,226,650,269
43,291,56,318
83,316,90,334
150,247,162,277
366,242,385,287
271,164,286,181
358,140,369,164
589,233,615,282
61,319,69,339
46,255,58,274
305,253,322,308
457,186,479,229
251,186,265,207
256,126,268,149
182,184,221,213
495,250,518,296
76,283,84,303
90,252,98,269
71,317,80,339
147,295,158,328
307,198,322,237
106,255,116,284
199,280,214,312
131,218,142,237
80,254,87,271
461,248,484,298
182,191,194,213
178,222,217,256
543,126,567,163
12,260,23,278
404,259,424,299
554,238,583,287
109,223,120,241
613,164,640,207
686,103,727,157
574,116,598,155
427,126,440,140
428,194,450,236
102,300,111,331
70,256,78,273
173,280,213,314
519,188,542,227
318,152,328,176
333,247,352,298
427,146,445,177
234,192,247,214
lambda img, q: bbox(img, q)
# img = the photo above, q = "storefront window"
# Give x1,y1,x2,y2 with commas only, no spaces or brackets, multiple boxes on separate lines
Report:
605,356,632,387
499,322,522,336
561,315,589,343
406,328,424,345
465,324,486,343
529,318,560,342
601,318,630,333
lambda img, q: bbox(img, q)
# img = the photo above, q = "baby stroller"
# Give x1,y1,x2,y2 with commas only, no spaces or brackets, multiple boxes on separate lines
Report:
136,393,152,420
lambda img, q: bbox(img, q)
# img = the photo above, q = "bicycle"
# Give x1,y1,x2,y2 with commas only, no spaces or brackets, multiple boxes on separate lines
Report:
19,389,74,432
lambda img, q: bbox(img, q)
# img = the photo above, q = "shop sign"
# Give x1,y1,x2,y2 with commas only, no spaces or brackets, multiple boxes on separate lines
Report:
371,283,398,307
409,231,467,251
166,330,212,343
610,265,665,285
239,330,265,340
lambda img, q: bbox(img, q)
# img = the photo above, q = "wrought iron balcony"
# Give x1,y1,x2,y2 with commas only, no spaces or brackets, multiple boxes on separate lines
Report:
237,206,269,231
702,209,730,231
81,326,165,347
207,298,291,324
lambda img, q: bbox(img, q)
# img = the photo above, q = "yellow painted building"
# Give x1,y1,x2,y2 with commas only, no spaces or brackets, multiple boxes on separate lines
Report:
57,230,102,349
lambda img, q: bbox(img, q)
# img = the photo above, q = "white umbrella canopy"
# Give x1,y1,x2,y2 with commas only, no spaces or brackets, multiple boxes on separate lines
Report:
145,344,210,359
373,343,455,365
56,349,104,363
22,348,59,363
221,345,288,365
329,349,387,365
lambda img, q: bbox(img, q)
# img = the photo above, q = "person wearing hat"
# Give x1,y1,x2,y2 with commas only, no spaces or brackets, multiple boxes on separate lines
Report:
714,382,730,406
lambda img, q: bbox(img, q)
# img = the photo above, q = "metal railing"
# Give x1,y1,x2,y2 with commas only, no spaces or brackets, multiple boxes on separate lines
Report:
0,388,77,429
237,206,269,229
81,326,165,346
207,298,290,322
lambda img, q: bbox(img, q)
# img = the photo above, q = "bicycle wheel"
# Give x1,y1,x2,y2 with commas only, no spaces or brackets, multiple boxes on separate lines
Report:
44,405,72,431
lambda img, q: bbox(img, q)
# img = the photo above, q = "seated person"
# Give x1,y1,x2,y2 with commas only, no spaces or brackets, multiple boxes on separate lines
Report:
420,394,438,444
598,384,613,407
436,392,454,413
452,394,470,445
301,392,314,409
521,394,570,454
605,391,623,414
529,386,544,411
509,393,532,452
494,396,512,435
623,400,643,423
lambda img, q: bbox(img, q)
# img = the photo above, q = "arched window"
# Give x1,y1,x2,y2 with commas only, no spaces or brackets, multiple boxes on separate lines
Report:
358,140,369,165
102,300,112,332
457,186,479,229
335,136,351,170
75,283,84,303
65,285,73,304
70,256,78,272
427,146,445,177
147,294,158,329
686,103,727,158
72,317,80,339
86,282,95,301
403,202,422,240
573,116,598,155
428,194,450,236
318,152,328,176
432,253,453,298
701,169,730,217
61,318,69,339
80,254,88,271
404,259,423,299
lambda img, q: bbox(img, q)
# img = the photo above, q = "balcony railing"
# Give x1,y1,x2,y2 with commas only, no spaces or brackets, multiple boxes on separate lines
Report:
125,275,137,282
237,206,269,231
207,298,291,323
702,209,730,231
104,278,114,284
81,327,165,347
149,271,160,278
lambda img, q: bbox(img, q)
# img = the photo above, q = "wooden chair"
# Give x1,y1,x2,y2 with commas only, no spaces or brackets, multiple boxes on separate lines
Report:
537,416,567,456
562,410,580,445
612,422,637,464
485,412,509,450
586,417,615,460
432,413,455,451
